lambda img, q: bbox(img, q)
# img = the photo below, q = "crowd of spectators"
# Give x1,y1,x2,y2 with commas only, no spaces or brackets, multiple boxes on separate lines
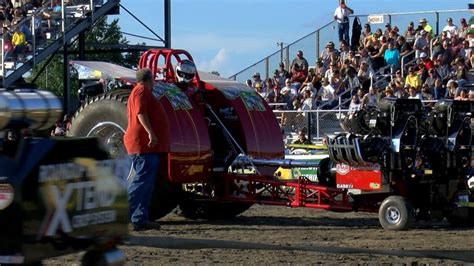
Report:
247,16,474,117
0,0,93,67
0,0,97,137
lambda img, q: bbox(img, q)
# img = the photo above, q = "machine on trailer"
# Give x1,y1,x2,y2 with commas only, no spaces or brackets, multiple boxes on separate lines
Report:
322,98,474,229
0,89,128,264
69,48,473,230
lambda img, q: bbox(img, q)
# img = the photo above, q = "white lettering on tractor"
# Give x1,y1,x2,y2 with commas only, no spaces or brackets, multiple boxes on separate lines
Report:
39,163,87,183
43,181,117,236
336,184,354,189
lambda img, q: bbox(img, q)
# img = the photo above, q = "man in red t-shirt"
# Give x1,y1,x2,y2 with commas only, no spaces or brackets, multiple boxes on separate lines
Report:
124,68,161,231
419,52,434,71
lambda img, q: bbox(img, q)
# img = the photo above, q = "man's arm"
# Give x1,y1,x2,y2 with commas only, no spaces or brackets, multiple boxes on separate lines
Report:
137,113,157,147
361,94,368,107
345,6,354,14
303,59,309,72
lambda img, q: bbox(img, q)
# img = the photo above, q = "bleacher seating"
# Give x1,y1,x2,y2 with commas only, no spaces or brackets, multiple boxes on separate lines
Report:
0,0,120,88
245,15,473,115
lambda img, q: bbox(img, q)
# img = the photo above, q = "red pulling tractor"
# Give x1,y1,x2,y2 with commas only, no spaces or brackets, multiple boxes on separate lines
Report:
69,48,474,230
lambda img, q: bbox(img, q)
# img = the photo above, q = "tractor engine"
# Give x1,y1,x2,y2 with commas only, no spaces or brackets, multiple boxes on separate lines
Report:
321,97,472,221
320,99,424,187
421,100,472,177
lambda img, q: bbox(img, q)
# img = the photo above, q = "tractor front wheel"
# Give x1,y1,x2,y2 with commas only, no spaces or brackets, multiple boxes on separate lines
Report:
378,196,415,230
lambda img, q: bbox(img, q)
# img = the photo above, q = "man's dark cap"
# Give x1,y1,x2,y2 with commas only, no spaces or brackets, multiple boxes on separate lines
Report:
136,68,153,83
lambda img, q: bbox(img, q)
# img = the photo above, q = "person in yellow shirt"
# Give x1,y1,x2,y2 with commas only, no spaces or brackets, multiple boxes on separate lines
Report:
404,66,422,89
419,18,434,39
12,26,27,61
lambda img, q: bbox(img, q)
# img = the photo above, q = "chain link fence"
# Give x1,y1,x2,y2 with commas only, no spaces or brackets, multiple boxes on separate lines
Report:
273,109,350,143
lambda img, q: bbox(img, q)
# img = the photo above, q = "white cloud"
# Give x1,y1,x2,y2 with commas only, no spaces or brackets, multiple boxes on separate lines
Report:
209,48,227,70
198,48,229,73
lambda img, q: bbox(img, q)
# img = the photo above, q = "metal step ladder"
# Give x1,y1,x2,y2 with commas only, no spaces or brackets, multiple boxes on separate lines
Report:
0,0,120,88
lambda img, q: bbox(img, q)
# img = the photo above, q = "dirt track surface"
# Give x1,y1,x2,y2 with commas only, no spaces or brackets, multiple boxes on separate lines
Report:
46,205,474,265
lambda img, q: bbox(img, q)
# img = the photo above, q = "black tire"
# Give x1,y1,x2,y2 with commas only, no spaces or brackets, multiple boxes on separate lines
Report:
82,250,106,266
446,191,474,227
69,89,131,138
316,157,336,187
69,90,180,220
179,200,252,220
148,175,183,221
378,196,415,230
446,206,474,227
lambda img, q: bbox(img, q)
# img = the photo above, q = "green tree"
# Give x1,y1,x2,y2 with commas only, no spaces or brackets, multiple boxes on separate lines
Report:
29,17,141,97
83,17,140,68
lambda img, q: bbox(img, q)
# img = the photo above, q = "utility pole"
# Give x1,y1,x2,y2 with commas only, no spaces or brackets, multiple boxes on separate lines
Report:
164,0,171,48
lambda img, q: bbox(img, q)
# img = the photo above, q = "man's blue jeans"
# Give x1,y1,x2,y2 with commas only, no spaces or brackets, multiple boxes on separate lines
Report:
128,153,160,225
338,22,350,43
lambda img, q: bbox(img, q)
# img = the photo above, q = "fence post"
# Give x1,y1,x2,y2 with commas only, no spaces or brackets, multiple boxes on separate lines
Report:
307,111,312,140
264,57,269,80
31,16,36,66
435,12,440,36
1,38,4,83
61,0,65,45
90,0,95,22
338,96,342,113
316,30,320,61
316,110,320,139
278,42,284,64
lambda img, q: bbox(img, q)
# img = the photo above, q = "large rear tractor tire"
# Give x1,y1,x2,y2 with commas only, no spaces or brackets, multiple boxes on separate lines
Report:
378,196,415,230
69,90,180,220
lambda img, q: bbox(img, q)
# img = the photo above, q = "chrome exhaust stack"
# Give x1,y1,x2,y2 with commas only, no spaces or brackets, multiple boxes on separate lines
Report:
326,134,368,165
0,89,62,131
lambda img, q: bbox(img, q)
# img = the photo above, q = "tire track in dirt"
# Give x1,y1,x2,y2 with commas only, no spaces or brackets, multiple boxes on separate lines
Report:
127,235,474,263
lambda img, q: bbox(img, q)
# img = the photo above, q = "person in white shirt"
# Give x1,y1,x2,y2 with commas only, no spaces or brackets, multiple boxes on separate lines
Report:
342,68,361,96
333,0,354,44
318,78,336,109
362,87,378,107
407,87,422,100
324,63,338,81
442,17,458,38
281,78,298,97
299,89,315,111
348,95,361,114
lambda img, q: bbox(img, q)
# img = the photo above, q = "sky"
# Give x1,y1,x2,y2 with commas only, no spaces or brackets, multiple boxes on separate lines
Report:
117,0,472,78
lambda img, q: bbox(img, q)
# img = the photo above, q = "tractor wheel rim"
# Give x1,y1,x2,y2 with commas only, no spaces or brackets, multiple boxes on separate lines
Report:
87,121,126,158
385,206,401,224
87,121,133,182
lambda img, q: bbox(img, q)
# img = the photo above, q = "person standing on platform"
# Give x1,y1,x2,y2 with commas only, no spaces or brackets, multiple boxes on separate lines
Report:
334,0,354,44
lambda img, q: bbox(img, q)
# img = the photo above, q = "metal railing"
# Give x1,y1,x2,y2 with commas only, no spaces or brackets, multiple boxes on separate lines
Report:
0,0,106,85
400,50,416,77
273,99,449,143
229,9,470,83
274,108,349,141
